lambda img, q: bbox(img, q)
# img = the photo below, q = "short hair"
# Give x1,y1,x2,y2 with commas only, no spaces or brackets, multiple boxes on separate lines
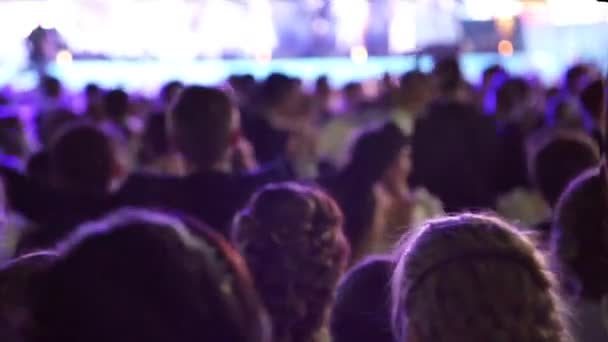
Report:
392,214,569,342
482,64,507,87
49,123,115,194
40,76,61,98
159,80,183,105
259,73,298,109
169,86,234,169
84,83,101,98
496,77,531,114
233,183,350,342
331,257,394,342
433,57,463,94
0,252,57,341
104,89,129,121
552,166,608,300
30,209,271,342
530,131,599,207
565,64,591,94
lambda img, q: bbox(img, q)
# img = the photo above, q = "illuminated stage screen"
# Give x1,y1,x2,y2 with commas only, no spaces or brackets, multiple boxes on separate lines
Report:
0,0,473,60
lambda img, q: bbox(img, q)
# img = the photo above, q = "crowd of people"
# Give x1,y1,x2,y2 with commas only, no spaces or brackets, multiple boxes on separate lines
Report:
0,56,606,342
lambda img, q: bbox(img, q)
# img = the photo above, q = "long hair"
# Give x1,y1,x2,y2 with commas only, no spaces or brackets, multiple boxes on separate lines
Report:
233,183,349,342
392,214,570,342
330,122,408,259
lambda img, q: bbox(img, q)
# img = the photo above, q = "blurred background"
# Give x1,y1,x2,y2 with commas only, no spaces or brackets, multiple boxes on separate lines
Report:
1,0,608,91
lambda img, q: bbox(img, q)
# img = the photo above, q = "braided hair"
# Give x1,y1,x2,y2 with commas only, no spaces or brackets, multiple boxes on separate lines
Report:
392,214,570,342
233,183,350,342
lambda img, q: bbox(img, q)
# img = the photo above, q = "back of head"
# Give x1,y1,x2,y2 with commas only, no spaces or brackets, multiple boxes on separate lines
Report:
552,167,608,300
565,64,592,95
433,57,463,96
31,209,271,342
392,214,568,342
496,77,531,116
336,123,408,257
39,76,61,99
331,257,394,342
104,89,129,122
482,64,507,88
159,80,183,107
233,183,349,342
0,252,57,342
260,73,299,112
169,86,234,170
398,71,433,108
49,123,116,195
531,131,600,208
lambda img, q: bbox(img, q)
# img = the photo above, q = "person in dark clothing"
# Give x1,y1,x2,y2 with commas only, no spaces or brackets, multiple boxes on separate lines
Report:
12,124,123,254
412,101,498,212
530,131,600,240
331,257,394,342
242,73,302,164
493,77,544,194
118,86,294,235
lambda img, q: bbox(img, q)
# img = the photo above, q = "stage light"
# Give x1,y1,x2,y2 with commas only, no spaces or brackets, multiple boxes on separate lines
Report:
56,49,73,65
254,50,273,64
350,45,368,64
497,40,514,56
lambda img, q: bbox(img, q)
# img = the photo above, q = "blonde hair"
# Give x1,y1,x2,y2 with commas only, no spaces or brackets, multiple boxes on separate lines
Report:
392,213,570,342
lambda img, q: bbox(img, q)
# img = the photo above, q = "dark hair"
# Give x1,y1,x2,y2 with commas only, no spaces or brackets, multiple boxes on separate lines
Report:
39,76,61,99
137,113,168,165
552,166,608,300
159,80,183,105
482,64,507,86
84,83,101,98
169,86,234,169
104,89,129,122
531,132,599,208
433,57,463,94
496,77,531,114
399,71,427,90
331,257,394,342
233,183,349,342
37,108,80,147
565,64,591,95
260,73,298,109
49,123,115,195
30,209,271,342
331,123,408,258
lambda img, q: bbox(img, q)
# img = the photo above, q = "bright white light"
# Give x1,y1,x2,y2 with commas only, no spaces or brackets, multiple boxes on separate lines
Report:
350,45,368,64
56,49,73,65
463,0,523,21
546,0,608,25
333,0,369,50
389,0,417,53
